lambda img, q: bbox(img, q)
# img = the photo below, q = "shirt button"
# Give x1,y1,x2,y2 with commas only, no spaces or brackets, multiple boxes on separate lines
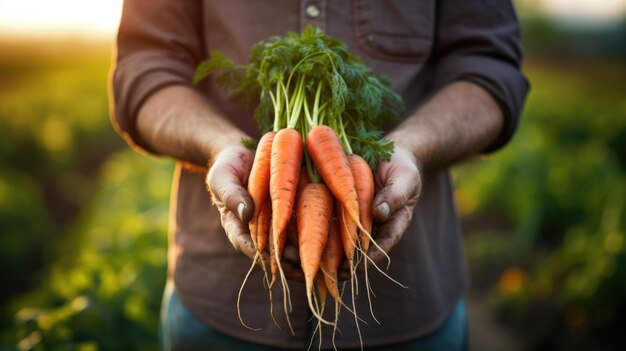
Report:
305,4,321,19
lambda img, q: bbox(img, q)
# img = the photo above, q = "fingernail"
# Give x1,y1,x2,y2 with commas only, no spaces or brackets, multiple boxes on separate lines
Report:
237,203,245,221
377,202,390,219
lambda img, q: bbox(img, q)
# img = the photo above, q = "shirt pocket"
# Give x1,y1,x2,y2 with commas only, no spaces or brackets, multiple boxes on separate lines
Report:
353,0,435,62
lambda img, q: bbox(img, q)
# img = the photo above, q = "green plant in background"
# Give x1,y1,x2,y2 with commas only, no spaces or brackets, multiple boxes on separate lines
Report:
0,39,123,303
456,60,626,347
1,17,625,349
1,151,172,350
0,172,55,300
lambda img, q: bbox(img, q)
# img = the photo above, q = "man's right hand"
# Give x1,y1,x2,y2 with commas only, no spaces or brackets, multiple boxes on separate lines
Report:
135,86,305,280
206,145,304,282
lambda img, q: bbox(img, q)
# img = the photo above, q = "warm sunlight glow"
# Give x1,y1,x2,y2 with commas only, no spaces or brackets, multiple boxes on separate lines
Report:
542,0,626,22
0,0,624,39
0,0,123,38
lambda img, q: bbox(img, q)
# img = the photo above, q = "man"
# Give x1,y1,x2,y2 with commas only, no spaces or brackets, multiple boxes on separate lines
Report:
111,0,528,349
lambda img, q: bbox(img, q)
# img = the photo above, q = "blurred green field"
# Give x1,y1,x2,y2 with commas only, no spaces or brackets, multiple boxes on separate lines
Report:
0,34,624,350
458,58,626,350
0,38,124,304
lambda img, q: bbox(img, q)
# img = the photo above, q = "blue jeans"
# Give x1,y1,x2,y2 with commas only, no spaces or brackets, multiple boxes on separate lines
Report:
159,282,468,350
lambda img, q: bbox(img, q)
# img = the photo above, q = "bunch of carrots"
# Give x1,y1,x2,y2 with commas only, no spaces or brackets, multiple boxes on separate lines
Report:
195,26,405,347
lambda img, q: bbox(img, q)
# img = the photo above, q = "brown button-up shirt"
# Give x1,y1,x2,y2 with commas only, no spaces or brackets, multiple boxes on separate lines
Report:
111,0,528,348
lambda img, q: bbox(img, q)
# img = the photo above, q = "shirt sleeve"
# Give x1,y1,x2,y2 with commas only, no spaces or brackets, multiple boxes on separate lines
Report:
431,0,530,152
110,0,204,152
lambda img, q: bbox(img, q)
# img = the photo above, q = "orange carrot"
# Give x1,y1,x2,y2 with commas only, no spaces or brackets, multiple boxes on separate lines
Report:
256,198,282,328
269,127,302,334
348,154,374,254
306,125,374,335
348,154,382,326
248,131,275,245
256,200,271,256
270,128,302,271
257,200,272,292
288,168,311,249
321,215,345,347
338,205,358,263
296,182,333,324
321,216,344,303
306,125,362,238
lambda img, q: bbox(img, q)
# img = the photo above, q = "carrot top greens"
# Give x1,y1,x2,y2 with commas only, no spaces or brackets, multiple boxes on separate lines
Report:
194,25,403,170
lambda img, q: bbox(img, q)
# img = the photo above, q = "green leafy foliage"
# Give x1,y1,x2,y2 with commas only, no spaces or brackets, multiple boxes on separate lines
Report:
193,50,238,86
349,128,394,170
194,25,403,169
1,151,172,351
241,137,258,150
455,59,626,348
0,39,172,350
0,38,123,305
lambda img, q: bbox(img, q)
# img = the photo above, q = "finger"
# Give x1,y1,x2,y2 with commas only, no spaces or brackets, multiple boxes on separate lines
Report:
372,172,419,224
368,206,413,265
231,235,258,261
221,211,257,259
208,165,254,223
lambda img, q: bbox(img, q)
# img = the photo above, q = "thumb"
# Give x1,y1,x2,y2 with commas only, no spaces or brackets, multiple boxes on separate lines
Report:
216,184,254,223
372,174,417,223
207,164,254,223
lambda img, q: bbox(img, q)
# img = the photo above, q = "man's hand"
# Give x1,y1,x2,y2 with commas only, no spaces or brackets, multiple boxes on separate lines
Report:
206,145,255,256
368,147,422,264
206,145,305,281
362,82,504,264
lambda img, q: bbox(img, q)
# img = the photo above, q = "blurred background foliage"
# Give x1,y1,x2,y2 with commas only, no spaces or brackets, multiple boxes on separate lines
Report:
0,0,624,350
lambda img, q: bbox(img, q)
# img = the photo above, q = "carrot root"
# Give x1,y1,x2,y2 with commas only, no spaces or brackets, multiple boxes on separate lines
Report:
297,183,334,326
237,253,262,331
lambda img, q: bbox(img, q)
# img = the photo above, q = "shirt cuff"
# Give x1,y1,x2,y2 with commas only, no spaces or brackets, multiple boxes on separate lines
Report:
111,52,196,153
433,54,530,153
